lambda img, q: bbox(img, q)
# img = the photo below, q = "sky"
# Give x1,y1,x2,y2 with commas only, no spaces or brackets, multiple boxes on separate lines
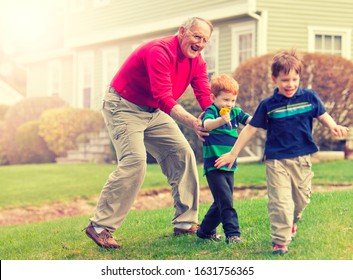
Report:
0,0,63,55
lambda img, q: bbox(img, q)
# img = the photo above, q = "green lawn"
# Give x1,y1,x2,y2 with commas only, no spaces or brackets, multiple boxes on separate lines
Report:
0,160,352,260
1,160,352,209
0,190,352,260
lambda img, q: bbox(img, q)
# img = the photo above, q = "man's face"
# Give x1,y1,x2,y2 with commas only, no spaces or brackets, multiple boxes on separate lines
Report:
178,21,212,58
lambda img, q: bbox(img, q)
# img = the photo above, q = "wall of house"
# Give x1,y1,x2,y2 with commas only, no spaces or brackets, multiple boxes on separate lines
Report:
257,0,353,58
65,0,248,43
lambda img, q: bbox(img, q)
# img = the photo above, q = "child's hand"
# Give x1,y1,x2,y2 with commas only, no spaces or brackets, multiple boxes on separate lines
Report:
220,108,232,128
220,112,231,124
214,152,237,170
331,125,349,138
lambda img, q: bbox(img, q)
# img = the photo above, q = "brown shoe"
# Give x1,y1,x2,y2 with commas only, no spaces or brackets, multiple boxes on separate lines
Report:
173,224,199,236
85,223,120,249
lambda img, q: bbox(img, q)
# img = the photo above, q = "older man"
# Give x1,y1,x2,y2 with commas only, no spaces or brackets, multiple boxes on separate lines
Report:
85,17,213,249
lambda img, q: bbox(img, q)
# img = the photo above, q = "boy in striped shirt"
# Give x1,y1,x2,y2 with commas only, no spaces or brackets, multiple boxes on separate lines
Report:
197,74,251,244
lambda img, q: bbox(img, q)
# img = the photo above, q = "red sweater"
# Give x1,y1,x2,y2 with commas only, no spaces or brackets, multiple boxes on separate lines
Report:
110,35,212,114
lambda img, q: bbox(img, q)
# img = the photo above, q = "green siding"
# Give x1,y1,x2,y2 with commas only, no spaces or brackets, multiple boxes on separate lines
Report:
257,0,353,54
65,0,242,40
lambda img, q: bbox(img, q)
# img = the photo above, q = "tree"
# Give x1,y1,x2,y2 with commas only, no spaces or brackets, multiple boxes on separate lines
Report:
234,52,353,149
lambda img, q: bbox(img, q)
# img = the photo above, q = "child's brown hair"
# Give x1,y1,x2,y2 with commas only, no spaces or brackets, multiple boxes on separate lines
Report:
271,49,303,78
210,74,239,97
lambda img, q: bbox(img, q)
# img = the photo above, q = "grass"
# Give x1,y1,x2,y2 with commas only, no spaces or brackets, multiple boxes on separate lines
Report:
0,162,267,208
0,190,352,260
0,160,352,260
1,160,353,209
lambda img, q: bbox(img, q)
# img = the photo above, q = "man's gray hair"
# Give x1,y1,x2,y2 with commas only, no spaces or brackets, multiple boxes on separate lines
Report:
181,17,213,34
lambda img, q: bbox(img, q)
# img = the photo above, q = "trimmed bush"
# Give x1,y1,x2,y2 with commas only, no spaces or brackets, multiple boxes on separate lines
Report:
3,96,67,164
0,121,9,165
15,120,56,164
39,107,105,156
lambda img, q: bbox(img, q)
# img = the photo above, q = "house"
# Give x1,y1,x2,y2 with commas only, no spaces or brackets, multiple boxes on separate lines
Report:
0,78,24,106
19,0,353,110
18,0,353,161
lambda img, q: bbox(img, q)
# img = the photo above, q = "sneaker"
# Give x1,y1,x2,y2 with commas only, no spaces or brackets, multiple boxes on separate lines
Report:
272,244,288,255
291,224,297,240
85,222,121,249
196,230,222,242
173,224,199,236
226,235,242,244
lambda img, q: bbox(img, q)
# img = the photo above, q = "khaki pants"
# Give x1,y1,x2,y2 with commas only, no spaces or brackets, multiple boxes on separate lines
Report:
265,155,313,245
90,89,199,232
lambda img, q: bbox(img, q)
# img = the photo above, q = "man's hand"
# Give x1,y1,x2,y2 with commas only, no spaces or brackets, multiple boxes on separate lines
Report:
192,111,209,141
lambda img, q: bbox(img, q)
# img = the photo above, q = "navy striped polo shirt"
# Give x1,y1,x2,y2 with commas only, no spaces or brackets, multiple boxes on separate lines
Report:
250,87,326,160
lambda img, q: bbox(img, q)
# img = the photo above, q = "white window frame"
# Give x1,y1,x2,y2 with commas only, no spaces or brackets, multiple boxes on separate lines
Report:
230,22,256,71
202,28,219,78
48,60,62,97
102,47,119,93
308,26,351,59
77,52,94,108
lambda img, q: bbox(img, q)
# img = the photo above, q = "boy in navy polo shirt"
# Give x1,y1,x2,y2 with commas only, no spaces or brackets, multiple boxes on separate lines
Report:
197,74,251,244
215,49,348,254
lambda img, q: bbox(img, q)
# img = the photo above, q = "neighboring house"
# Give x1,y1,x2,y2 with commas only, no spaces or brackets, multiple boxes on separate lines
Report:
0,78,24,106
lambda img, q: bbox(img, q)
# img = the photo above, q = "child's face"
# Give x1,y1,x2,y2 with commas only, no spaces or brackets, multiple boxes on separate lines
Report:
272,68,300,98
212,91,237,110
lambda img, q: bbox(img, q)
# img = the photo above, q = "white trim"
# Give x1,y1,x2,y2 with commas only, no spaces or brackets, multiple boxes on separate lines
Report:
308,26,352,59
77,51,94,108
230,22,256,71
102,46,119,93
256,10,268,55
47,60,62,97
65,2,251,48
202,28,219,76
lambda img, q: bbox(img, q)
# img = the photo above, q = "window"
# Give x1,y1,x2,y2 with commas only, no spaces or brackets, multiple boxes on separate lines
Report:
202,28,219,79
102,47,119,93
231,23,256,71
308,26,351,59
48,60,61,97
77,52,94,108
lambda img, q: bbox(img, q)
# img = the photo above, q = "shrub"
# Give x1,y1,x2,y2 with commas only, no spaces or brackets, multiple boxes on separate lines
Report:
3,96,67,164
0,121,9,165
15,120,56,164
39,107,105,156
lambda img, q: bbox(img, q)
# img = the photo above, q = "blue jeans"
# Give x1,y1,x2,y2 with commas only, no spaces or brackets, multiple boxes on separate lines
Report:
198,170,240,238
